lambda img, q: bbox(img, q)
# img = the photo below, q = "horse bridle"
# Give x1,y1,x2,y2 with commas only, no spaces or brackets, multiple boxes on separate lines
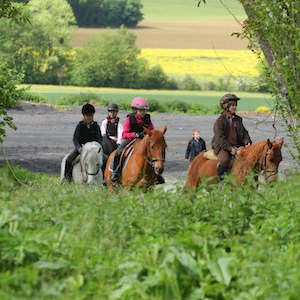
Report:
145,137,165,168
262,146,278,180
234,145,278,180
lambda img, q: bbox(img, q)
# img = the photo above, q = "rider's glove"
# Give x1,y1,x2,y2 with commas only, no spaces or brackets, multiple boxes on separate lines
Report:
135,132,145,139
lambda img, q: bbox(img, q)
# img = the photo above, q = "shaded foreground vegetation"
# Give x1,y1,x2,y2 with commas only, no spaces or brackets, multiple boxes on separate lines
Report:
1,166,300,299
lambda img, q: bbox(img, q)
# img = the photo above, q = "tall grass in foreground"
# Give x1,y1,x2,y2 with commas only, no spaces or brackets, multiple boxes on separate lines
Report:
1,166,300,299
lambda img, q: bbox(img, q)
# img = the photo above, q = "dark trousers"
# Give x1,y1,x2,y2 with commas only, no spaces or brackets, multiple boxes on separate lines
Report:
217,149,231,169
65,149,80,177
112,139,131,171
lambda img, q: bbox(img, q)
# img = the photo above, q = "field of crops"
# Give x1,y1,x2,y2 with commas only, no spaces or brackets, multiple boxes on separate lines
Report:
1,166,300,299
140,49,260,81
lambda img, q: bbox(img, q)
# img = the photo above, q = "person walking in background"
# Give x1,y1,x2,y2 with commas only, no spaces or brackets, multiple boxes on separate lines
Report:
101,103,123,145
185,129,206,163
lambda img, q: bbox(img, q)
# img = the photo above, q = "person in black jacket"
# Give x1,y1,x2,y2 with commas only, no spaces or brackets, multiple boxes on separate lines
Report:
63,103,102,182
185,129,206,164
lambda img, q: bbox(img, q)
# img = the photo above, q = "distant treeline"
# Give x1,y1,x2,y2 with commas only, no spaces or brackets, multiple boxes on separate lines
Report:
14,0,144,27
68,0,143,27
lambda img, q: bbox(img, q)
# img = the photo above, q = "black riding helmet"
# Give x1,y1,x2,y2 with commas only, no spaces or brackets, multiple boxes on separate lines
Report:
107,103,119,112
220,94,240,110
82,103,95,115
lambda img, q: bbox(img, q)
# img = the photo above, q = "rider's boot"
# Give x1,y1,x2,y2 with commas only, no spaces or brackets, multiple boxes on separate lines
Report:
217,164,227,183
64,160,73,183
110,157,120,183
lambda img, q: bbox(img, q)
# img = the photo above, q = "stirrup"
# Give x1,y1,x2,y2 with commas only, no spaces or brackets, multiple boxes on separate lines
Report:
110,171,120,183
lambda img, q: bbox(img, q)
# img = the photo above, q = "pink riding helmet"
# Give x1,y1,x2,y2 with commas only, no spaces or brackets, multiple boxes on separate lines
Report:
131,97,149,110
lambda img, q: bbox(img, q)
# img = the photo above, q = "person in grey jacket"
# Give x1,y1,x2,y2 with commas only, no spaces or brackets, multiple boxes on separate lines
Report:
185,129,206,163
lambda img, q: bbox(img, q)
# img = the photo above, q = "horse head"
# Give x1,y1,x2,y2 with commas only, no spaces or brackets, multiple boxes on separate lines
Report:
261,137,284,183
144,125,167,175
80,141,103,184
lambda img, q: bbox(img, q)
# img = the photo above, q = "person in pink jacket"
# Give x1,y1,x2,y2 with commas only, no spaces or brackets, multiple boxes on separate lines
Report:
110,97,164,184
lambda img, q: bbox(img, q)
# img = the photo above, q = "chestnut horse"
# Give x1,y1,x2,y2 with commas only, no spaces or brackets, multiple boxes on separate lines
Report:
104,125,167,190
184,138,284,190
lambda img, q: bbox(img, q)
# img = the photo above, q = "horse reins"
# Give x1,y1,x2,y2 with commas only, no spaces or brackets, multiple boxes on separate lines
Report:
262,146,278,180
145,137,165,168
234,144,278,180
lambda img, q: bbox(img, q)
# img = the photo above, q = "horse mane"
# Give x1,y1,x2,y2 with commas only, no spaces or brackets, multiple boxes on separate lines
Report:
135,129,167,155
232,140,268,177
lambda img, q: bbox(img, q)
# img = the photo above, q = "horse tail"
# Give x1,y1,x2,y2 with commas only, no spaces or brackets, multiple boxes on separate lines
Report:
183,152,207,191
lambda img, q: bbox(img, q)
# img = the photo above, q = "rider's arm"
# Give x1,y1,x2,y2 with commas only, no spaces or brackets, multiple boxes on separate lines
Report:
73,123,81,150
100,119,107,137
117,121,123,144
122,117,136,140
241,120,252,145
95,124,102,145
213,118,232,152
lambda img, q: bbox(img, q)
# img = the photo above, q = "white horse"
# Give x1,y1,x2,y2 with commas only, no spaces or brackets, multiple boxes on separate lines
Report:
60,142,103,185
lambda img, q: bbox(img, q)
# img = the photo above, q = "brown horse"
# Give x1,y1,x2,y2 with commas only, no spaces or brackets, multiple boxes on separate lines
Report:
184,138,284,190
104,125,167,190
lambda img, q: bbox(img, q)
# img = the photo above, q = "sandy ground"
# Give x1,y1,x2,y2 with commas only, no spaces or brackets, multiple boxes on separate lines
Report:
73,19,248,49
0,103,294,184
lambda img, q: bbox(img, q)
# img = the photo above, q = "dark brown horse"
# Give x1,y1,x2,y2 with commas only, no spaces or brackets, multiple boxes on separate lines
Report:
184,138,284,189
104,125,167,190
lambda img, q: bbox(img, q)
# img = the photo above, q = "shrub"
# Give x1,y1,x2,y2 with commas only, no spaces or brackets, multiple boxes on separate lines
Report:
166,100,191,113
178,75,202,91
57,93,106,106
21,93,47,103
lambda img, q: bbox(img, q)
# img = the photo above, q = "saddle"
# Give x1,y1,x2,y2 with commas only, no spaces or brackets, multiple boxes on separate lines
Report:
203,147,244,160
109,139,136,173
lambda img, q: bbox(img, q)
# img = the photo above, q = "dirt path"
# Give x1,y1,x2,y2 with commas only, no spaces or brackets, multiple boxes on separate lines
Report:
0,103,294,182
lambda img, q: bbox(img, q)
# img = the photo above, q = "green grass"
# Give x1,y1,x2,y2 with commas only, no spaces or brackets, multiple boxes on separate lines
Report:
23,85,274,111
1,165,300,299
142,0,246,20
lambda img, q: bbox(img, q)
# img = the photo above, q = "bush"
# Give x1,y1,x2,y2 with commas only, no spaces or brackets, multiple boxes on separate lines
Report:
57,93,108,106
178,75,202,91
70,28,172,89
147,99,167,113
21,93,47,103
166,100,191,113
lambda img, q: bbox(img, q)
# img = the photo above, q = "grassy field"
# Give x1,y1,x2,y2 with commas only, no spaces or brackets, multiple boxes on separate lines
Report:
142,0,246,19
25,85,273,111
1,166,300,299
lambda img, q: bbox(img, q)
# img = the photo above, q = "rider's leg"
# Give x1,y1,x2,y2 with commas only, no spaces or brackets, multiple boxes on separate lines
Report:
64,149,79,182
217,149,230,182
110,140,131,182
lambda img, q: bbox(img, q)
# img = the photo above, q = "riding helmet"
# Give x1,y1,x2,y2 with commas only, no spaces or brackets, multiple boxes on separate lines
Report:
131,97,149,110
220,93,240,109
107,103,119,112
82,103,95,115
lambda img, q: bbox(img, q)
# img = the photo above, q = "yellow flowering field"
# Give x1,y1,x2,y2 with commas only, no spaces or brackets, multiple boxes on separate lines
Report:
140,49,260,81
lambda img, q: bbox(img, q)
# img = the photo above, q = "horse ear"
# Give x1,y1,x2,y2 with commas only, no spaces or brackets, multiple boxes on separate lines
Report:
278,137,284,149
267,139,273,149
144,127,152,136
161,125,167,135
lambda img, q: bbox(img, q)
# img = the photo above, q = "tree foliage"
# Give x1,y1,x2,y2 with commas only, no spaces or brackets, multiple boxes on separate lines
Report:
197,0,300,162
0,0,76,84
67,0,143,27
70,27,172,89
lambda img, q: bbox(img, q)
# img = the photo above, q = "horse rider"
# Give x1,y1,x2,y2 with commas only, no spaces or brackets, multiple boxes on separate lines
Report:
110,97,165,184
211,93,252,182
101,103,123,145
63,103,102,182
